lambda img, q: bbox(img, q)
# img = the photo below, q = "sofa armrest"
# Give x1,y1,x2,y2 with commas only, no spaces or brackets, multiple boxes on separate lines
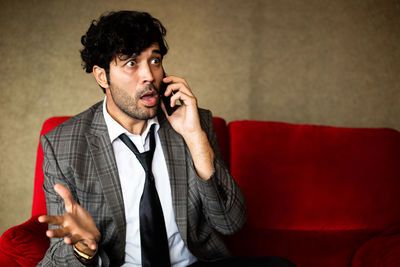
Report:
0,215,50,266
351,225,400,267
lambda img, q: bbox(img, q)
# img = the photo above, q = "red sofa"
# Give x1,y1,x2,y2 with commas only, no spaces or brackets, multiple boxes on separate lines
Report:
1,117,400,266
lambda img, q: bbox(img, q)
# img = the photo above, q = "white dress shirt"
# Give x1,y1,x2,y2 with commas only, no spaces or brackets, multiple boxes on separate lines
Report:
102,97,197,266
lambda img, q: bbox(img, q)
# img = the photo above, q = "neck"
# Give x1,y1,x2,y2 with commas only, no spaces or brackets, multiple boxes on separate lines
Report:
105,99,148,135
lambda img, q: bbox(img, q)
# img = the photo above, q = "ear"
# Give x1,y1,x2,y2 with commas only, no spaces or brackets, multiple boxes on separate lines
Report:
93,65,109,89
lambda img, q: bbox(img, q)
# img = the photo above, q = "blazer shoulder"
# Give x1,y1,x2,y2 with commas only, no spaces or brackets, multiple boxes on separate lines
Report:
44,101,103,141
198,108,213,131
198,107,212,118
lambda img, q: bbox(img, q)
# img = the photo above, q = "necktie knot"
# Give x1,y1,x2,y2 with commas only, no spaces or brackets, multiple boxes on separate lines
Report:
119,125,156,173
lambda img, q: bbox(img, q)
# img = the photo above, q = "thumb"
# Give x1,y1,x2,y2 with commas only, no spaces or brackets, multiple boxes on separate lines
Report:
54,184,75,213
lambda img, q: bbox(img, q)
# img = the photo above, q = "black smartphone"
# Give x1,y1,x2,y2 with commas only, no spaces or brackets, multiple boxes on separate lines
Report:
160,71,178,116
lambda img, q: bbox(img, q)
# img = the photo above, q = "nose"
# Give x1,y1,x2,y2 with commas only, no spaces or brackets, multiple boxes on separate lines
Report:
138,62,154,84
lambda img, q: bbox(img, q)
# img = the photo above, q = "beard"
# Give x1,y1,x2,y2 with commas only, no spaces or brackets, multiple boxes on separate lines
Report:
108,82,159,121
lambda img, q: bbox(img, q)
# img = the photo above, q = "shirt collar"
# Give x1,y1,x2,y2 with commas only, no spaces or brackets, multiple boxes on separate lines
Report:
102,96,159,143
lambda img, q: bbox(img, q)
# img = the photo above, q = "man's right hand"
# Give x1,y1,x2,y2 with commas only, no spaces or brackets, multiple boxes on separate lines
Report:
38,184,101,252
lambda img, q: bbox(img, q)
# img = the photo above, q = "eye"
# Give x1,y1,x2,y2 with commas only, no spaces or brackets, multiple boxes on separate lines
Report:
126,60,137,67
151,57,161,65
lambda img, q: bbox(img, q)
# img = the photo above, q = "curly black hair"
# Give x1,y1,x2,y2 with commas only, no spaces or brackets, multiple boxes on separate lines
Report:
80,11,168,92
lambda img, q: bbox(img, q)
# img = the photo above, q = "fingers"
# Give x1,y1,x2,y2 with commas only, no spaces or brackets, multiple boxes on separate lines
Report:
64,236,73,245
75,240,98,254
163,75,189,88
70,237,98,251
38,214,64,225
162,76,197,110
39,212,72,240
38,215,48,223
164,83,194,99
46,229,97,251
39,215,99,250
39,184,75,220
54,184,75,212
85,239,98,251
163,76,194,97
46,226,71,238
172,92,196,109
44,225,98,250
39,184,100,250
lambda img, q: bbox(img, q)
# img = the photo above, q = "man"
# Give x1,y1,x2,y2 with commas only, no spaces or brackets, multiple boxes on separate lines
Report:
38,11,294,267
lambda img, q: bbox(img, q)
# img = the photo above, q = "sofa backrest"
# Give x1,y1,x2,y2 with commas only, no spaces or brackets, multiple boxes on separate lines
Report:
31,116,229,217
32,116,71,217
229,120,400,231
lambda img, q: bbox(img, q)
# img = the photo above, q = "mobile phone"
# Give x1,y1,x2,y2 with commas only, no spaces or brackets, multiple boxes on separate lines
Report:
160,71,178,116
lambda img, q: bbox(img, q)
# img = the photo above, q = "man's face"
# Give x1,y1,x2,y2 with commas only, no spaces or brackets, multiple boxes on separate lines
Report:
106,43,163,121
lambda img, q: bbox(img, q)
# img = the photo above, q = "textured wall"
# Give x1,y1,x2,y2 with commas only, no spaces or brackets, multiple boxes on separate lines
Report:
250,0,400,127
0,0,399,233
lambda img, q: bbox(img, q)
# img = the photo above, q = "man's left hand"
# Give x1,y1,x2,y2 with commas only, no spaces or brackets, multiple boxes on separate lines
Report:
160,75,202,137
160,75,215,180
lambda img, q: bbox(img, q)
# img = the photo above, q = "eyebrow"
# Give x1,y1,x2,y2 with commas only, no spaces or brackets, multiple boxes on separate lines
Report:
151,49,162,56
118,54,135,62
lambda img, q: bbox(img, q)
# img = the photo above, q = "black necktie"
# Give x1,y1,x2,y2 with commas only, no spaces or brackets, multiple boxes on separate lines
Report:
119,125,171,267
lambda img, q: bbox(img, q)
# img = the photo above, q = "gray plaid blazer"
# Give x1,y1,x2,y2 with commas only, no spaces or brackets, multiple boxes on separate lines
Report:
38,101,246,267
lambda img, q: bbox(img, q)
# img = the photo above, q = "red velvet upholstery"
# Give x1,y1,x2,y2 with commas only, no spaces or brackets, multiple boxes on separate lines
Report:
0,216,49,266
2,117,400,266
227,120,400,267
0,116,229,266
351,224,400,267
32,116,72,217
0,117,71,266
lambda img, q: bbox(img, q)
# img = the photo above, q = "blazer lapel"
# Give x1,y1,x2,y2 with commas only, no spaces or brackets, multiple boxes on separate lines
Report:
157,112,189,243
85,103,126,258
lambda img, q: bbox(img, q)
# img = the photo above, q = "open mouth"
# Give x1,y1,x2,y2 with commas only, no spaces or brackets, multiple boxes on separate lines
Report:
140,91,158,107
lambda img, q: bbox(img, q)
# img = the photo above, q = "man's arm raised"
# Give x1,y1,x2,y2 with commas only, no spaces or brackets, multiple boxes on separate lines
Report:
160,75,214,180
161,74,246,235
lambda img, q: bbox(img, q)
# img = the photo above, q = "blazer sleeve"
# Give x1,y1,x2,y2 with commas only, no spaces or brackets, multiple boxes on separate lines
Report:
195,110,246,235
37,134,93,267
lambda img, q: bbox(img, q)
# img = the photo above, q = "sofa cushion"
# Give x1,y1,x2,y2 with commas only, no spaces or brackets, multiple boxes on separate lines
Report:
228,121,400,230
228,227,379,267
0,216,49,266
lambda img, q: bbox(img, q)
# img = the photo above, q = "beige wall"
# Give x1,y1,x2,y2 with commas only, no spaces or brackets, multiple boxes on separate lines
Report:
1,0,399,233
